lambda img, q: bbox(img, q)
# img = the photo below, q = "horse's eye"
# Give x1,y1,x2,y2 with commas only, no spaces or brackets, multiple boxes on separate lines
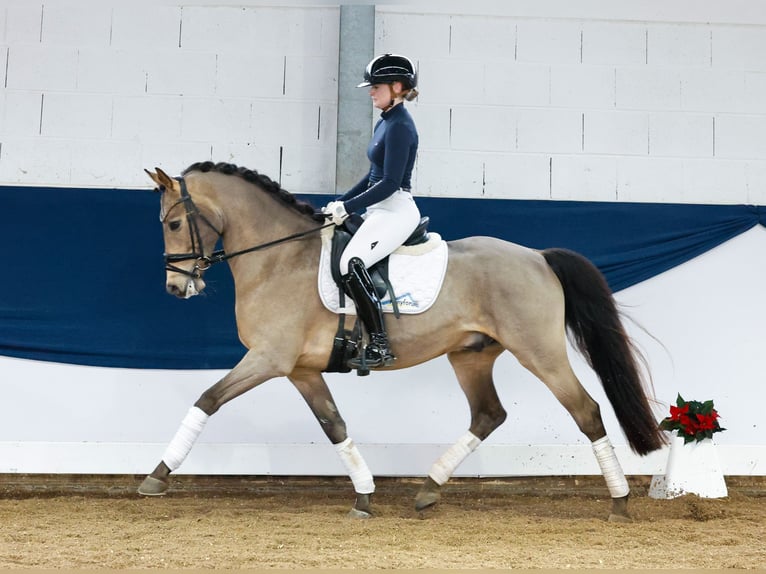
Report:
168,220,182,231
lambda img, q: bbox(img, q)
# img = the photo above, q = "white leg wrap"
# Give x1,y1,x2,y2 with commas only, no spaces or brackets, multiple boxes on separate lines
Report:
592,436,630,498
335,437,375,494
428,431,482,486
162,406,209,472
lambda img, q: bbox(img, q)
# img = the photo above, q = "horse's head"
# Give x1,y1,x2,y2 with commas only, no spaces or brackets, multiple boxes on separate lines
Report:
145,167,223,299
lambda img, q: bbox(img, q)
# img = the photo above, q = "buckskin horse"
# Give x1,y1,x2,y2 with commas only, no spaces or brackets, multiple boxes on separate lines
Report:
139,161,665,521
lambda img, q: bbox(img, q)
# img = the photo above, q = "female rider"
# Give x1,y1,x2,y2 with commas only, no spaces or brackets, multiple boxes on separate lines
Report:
323,54,421,369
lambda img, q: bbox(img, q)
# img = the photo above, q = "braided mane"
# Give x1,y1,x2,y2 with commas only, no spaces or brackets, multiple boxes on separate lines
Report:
182,161,322,221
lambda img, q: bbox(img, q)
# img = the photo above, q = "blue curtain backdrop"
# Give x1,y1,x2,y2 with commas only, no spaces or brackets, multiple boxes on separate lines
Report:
1,185,763,369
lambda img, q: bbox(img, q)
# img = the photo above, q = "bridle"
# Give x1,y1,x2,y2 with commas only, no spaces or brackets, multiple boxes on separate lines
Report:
157,176,332,279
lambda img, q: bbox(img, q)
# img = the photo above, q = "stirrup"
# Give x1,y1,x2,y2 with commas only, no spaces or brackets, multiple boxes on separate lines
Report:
347,337,396,369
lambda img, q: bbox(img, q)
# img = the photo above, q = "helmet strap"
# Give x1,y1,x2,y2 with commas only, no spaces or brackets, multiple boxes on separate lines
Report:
383,84,403,112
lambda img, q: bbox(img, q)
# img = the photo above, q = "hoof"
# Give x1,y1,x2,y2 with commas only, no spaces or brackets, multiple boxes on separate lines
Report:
347,507,373,519
414,490,440,511
137,475,168,496
608,513,633,523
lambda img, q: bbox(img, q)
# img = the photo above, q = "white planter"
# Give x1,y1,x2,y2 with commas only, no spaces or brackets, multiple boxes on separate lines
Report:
649,436,728,499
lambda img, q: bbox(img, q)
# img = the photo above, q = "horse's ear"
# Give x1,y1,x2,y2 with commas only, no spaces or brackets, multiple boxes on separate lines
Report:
145,167,176,191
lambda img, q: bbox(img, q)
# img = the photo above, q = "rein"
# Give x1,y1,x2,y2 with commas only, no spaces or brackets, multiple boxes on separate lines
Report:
161,176,332,278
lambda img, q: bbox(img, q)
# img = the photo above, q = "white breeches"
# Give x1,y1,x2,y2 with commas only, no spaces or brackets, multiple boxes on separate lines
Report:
339,189,420,275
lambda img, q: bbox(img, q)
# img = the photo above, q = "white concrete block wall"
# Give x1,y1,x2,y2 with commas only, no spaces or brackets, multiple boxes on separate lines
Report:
376,5,766,204
0,1,339,191
1,1,766,204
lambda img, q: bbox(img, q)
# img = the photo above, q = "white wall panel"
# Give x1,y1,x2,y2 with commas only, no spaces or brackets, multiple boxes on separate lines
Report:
647,24,711,68
6,45,78,91
40,2,112,47
284,56,338,100
145,50,217,97
180,97,254,142
376,12,450,58
76,49,149,95
416,58,484,105
515,20,581,65
743,72,766,114
40,93,113,139
110,4,182,49
581,22,646,66
112,95,183,141
483,62,549,107
407,105,450,150
616,68,681,111
1,3,765,196
449,15,515,59
215,53,284,98
415,150,484,197
450,106,516,152
516,108,581,153
713,27,766,71
681,69,744,112
5,3,42,45
551,155,617,201
550,65,614,109
682,159,747,203
616,157,685,202
649,113,713,158
715,115,766,160
483,153,549,199
585,110,648,156
0,138,72,184
69,140,142,187
745,161,766,204
281,144,336,194
1,91,41,138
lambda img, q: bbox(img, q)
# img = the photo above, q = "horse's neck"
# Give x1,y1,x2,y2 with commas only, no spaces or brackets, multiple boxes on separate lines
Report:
218,186,319,279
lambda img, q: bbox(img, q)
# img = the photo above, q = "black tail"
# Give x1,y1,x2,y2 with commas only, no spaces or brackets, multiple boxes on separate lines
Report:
542,248,666,455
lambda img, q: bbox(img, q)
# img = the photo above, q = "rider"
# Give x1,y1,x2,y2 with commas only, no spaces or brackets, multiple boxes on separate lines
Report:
323,54,421,369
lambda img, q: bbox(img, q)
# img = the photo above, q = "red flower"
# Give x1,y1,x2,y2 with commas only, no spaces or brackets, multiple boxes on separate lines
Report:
669,403,690,421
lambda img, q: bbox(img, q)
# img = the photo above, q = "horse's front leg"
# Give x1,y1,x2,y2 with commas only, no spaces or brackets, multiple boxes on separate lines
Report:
138,351,282,496
289,368,375,518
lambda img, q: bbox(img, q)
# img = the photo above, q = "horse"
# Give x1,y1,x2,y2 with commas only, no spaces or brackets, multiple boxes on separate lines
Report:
140,161,665,521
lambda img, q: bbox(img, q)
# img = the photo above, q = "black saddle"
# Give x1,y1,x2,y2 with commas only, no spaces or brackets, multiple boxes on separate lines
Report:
329,214,430,301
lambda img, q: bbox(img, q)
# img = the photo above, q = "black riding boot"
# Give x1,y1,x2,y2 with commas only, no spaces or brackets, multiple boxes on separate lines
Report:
342,258,396,369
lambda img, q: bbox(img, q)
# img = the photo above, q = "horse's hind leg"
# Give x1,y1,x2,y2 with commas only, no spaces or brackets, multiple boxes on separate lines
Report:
415,344,506,511
524,357,632,522
289,368,375,518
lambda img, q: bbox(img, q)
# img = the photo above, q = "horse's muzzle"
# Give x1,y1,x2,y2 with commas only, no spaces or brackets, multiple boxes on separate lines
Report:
166,275,204,299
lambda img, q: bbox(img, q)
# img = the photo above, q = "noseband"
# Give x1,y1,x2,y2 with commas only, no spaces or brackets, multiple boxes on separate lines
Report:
157,176,333,279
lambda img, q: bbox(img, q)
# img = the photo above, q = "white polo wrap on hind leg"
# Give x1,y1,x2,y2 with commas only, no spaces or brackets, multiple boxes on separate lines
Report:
429,431,482,486
592,436,630,498
162,406,209,472
335,437,375,494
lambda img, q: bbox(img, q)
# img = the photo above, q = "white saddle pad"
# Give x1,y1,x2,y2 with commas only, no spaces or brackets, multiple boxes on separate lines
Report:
318,228,449,315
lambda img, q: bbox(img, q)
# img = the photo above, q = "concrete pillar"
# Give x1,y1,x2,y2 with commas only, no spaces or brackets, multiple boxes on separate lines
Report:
335,5,375,195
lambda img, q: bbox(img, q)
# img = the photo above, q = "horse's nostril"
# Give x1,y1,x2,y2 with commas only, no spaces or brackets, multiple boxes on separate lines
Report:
166,283,183,297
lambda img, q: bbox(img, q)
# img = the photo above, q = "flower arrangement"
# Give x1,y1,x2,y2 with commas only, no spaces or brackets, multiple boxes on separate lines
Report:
659,394,725,444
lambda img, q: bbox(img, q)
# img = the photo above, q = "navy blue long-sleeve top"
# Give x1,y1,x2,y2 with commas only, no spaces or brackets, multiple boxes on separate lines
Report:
339,103,418,214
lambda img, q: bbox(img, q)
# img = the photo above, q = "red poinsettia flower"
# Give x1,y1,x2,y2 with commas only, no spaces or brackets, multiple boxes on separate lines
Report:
659,394,726,444
669,403,690,421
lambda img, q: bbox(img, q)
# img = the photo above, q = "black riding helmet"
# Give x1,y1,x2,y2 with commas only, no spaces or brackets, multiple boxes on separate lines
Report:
357,54,417,89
